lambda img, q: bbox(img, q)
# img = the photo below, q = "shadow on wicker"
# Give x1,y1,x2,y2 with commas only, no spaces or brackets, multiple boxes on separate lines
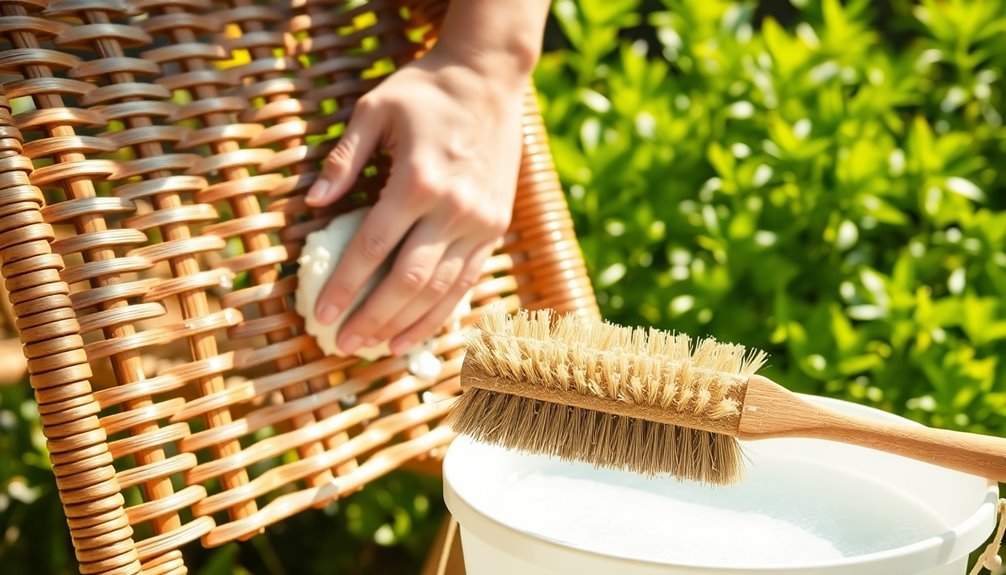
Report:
0,1,597,573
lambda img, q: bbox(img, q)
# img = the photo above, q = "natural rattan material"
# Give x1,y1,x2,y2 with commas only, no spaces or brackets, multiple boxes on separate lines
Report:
0,1,598,573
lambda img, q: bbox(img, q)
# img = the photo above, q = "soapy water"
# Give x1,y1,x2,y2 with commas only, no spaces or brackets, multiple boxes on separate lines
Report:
456,442,948,567
407,347,443,381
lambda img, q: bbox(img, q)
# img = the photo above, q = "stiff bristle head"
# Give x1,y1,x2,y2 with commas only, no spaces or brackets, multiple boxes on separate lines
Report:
447,307,768,485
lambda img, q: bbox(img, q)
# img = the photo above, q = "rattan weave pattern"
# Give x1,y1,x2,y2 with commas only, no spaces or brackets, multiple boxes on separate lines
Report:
0,1,598,573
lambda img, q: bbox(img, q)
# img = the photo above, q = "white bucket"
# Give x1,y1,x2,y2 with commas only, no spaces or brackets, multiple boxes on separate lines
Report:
443,395,999,575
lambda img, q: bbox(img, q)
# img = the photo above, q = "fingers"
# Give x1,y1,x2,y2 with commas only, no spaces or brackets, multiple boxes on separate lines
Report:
389,241,492,355
306,97,383,207
361,239,474,348
335,219,452,353
313,196,417,328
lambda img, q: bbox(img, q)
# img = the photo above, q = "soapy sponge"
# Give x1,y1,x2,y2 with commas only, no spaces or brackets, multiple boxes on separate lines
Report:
295,207,392,360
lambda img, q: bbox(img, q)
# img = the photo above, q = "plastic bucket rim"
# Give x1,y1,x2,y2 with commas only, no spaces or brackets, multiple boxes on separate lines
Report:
444,394,999,573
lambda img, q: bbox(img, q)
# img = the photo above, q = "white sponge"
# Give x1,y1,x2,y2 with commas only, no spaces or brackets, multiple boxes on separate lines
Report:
295,206,474,363
296,207,391,360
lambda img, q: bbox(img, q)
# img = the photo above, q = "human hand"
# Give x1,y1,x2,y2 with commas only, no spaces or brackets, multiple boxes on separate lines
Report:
304,45,527,357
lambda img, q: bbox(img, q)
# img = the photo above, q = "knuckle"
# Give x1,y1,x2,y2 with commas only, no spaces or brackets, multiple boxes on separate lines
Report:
358,233,390,263
426,274,454,295
485,212,511,234
353,95,377,115
411,178,443,201
382,95,408,114
398,267,430,291
455,271,479,293
470,211,492,228
464,207,501,232
404,165,444,197
456,277,476,293
324,147,351,172
442,191,469,213
496,214,513,233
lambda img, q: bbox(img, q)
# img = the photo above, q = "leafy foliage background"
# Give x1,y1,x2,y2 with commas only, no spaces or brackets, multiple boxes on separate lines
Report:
2,0,1005,573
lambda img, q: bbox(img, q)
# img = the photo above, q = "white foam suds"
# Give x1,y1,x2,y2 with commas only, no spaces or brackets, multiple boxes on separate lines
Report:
408,347,443,381
450,440,948,567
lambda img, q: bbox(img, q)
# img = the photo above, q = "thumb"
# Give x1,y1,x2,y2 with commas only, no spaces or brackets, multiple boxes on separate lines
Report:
306,100,382,207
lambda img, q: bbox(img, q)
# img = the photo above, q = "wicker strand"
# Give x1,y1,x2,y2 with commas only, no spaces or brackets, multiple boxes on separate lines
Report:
0,0,599,568
2,2,230,570
137,0,365,508
212,0,363,483
60,0,254,536
130,2,351,534
511,86,599,317
1,4,246,571
0,88,142,575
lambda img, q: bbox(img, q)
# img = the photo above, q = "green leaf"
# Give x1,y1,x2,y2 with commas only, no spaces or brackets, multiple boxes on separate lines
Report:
197,544,242,575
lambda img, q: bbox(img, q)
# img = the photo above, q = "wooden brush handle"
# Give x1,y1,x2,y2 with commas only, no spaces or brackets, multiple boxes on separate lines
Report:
739,375,1006,481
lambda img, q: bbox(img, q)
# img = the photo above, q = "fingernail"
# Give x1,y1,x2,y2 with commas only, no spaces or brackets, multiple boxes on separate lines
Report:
341,334,362,353
306,178,330,204
364,337,380,348
318,303,340,324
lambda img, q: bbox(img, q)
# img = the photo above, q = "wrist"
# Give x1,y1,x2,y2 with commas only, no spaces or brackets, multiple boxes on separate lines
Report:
431,31,541,86
429,0,550,88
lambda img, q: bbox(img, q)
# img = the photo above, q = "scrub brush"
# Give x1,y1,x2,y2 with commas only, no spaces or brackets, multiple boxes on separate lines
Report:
447,307,1006,485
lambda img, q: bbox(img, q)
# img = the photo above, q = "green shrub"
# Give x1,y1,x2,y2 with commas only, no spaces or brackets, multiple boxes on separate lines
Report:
537,0,1006,442
538,2,1006,566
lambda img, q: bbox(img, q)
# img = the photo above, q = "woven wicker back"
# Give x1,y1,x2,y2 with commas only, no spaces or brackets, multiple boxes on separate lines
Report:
0,1,597,573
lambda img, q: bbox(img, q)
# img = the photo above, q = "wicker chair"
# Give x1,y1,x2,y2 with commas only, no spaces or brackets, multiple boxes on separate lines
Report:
0,1,597,573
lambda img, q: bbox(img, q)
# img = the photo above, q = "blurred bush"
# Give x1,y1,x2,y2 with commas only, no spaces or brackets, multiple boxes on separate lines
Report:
538,0,1006,436
3,0,1006,573
537,1,1005,568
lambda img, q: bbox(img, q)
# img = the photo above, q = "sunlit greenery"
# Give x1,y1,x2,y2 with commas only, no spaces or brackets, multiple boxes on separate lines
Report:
539,1,1005,569
539,0,1006,437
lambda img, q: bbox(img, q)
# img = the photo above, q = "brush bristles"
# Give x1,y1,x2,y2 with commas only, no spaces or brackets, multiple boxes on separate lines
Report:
448,307,768,484
451,388,744,483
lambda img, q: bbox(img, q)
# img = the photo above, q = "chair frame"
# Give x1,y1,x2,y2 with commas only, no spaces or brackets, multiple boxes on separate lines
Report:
0,1,597,573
